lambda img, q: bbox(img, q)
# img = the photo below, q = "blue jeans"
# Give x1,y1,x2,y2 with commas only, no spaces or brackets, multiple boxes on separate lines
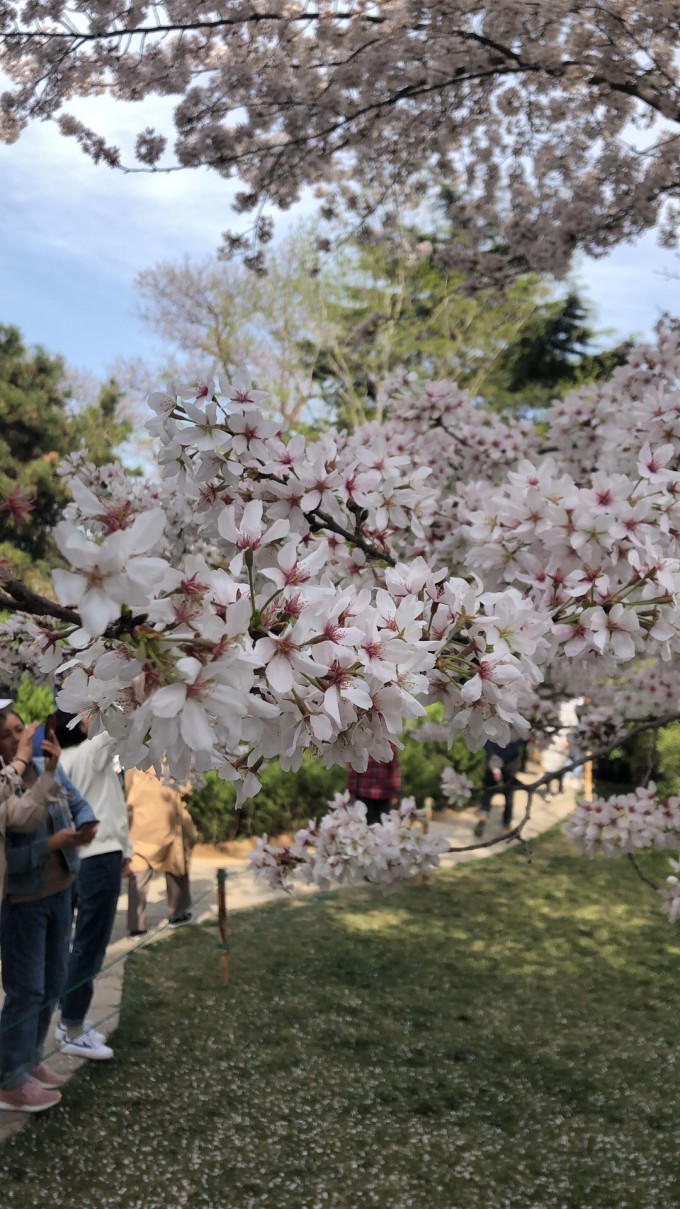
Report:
60,851,123,1027
0,889,72,1087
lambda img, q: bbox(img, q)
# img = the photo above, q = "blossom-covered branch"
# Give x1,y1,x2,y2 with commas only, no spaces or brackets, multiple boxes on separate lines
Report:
1,3,679,278
0,324,678,909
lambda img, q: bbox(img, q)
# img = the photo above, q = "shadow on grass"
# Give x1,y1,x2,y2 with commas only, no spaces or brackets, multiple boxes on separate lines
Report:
0,828,678,1209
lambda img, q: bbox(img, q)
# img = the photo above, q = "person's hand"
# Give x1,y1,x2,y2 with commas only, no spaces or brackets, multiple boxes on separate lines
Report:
48,828,83,851
48,823,97,850
390,797,400,808
16,721,39,767
121,858,132,878
41,735,61,774
75,822,98,845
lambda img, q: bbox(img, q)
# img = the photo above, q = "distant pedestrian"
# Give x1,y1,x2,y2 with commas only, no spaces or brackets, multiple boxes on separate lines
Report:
474,739,524,838
125,767,197,936
541,699,583,799
347,748,401,826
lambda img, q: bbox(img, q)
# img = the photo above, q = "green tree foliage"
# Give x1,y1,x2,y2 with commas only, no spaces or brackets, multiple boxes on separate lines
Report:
484,290,635,413
187,732,483,844
136,209,631,434
303,234,632,426
0,325,131,585
655,724,680,799
10,678,53,724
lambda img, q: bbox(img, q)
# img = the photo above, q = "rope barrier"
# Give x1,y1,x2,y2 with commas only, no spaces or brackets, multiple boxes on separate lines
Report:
0,858,432,1082
0,880,218,1042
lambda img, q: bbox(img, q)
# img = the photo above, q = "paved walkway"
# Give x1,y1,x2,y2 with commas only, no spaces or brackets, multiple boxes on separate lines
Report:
0,778,577,1141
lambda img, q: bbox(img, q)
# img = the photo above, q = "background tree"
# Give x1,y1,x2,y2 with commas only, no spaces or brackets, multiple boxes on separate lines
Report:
1,4,678,280
301,228,632,424
137,214,631,430
0,324,131,586
136,226,343,427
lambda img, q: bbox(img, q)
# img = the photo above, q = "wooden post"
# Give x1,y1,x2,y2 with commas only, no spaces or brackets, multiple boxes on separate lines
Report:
217,868,230,986
583,753,593,803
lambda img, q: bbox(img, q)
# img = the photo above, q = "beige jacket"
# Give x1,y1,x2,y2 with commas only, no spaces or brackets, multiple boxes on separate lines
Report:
125,768,197,876
0,767,57,893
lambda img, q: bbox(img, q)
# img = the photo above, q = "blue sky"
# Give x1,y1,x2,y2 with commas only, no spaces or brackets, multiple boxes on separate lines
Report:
1,102,678,384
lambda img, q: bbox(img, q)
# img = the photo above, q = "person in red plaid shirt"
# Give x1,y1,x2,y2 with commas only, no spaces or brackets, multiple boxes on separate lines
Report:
347,747,401,825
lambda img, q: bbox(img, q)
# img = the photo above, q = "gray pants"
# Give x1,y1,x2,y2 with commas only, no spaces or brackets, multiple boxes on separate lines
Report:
127,865,192,933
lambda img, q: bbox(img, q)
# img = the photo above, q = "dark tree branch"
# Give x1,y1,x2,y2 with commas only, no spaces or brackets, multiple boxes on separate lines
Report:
308,509,397,567
0,580,147,639
2,12,390,42
0,580,79,625
627,852,659,892
446,711,680,855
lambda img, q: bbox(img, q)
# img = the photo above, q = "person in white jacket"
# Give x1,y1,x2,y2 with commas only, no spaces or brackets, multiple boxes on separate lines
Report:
53,712,132,1062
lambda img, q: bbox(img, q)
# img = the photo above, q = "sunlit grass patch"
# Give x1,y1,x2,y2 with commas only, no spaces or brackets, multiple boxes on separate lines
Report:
0,828,677,1208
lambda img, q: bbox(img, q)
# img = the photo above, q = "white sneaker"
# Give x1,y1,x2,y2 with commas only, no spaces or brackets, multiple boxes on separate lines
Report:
59,1026,114,1061
55,1018,106,1046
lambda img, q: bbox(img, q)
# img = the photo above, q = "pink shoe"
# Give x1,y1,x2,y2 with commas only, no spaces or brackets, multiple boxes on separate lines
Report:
0,1076,61,1112
30,1062,69,1089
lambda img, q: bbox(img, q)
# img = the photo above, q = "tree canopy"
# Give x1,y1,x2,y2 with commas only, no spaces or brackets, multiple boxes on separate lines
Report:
1,3,678,278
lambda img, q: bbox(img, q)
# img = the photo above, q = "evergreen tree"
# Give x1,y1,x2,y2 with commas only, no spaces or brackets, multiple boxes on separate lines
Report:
484,290,634,413
0,325,131,586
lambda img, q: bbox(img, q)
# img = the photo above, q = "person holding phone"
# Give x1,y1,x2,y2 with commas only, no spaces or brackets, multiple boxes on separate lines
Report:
0,707,97,1113
0,698,62,895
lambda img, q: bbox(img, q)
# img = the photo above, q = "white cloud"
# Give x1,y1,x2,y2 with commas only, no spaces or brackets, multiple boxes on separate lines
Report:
0,94,676,379
572,233,679,342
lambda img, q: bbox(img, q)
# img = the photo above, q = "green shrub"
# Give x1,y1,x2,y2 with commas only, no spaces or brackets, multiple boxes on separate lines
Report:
187,725,484,843
186,773,239,844
593,722,680,800
656,722,680,798
10,678,54,723
187,753,346,843
400,731,483,808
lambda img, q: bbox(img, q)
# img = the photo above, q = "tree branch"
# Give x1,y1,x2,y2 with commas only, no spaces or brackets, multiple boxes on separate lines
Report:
2,11,390,42
0,580,79,625
308,509,396,567
627,852,659,892
446,711,680,855
0,580,147,638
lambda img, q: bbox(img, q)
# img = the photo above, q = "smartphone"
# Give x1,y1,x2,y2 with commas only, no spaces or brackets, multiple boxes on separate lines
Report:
44,714,56,742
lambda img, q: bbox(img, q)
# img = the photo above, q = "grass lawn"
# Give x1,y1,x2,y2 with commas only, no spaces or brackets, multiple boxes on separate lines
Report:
0,828,679,1209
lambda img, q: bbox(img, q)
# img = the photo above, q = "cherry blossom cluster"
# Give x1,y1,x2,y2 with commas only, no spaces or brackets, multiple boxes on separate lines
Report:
440,768,473,809
567,786,680,926
0,328,678,908
1,4,678,281
0,615,52,691
0,330,675,802
660,862,680,925
545,325,680,480
248,795,449,893
15,374,572,794
565,785,680,858
570,663,680,754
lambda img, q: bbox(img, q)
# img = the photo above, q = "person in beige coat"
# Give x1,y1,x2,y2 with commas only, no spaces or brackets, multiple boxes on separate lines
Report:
125,767,198,936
